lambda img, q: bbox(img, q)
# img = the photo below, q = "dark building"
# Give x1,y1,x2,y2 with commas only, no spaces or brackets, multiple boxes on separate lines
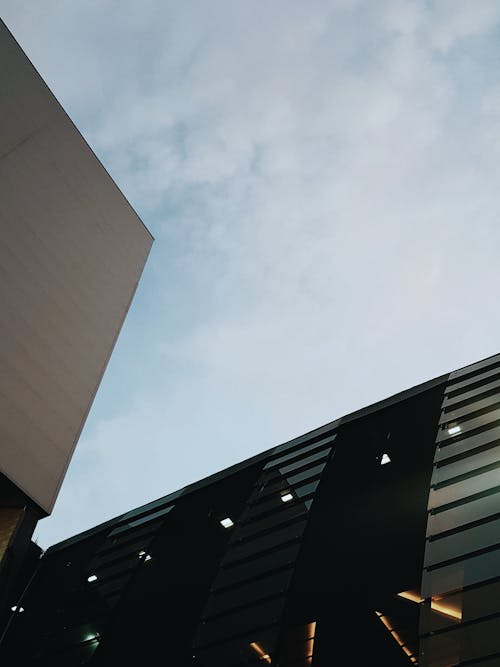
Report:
0,17,152,634
2,352,500,666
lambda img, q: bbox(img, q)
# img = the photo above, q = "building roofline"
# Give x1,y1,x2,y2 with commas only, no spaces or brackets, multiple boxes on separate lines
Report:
46,368,450,554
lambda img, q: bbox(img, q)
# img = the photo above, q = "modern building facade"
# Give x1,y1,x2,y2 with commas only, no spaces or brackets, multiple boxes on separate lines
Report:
0,17,153,633
2,352,500,666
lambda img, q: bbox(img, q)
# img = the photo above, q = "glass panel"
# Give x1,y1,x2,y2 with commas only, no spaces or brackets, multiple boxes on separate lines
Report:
425,517,500,567
271,431,336,456
248,483,320,519
444,376,500,408
429,467,500,510
109,505,172,535
287,464,325,487
121,496,177,520
278,449,331,476
94,575,130,597
264,436,335,469
223,520,307,566
442,394,500,426
419,598,462,634
255,464,325,502
295,479,320,498
435,426,500,463
195,597,285,646
437,409,500,444
421,616,500,666
194,627,278,667
433,445,500,485
104,522,160,544
419,626,460,667
420,580,500,633
246,493,290,518
215,544,300,589
449,355,500,381
235,506,308,541
446,366,500,398
93,554,140,577
93,536,154,562
422,547,500,597
427,490,500,537
203,570,292,618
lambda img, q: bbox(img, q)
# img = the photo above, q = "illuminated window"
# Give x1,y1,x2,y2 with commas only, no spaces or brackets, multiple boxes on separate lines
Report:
281,492,294,503
87,574,97,583
220,517,234,528
448,425,461,435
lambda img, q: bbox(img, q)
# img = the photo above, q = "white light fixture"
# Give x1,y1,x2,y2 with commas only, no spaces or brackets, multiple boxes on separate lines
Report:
138,550,146,557
144,554,152,562
87,574,97,583
381,453,391,465
281,493,293,503
448,425,461,436
220,517,234,528
10,606,24,613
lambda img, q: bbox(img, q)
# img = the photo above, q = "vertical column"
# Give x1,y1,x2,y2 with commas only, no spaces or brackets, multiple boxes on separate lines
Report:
420,354,500,666
192,433,336,666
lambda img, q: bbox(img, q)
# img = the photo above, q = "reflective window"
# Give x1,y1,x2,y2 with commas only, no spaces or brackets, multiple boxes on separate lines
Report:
429,467,500,510
421,616,500,666
433,445,500,485
423,547,500,598
427,490,500,537
264,436,335,469
425,516,500,567
216,544,301,589
223,520,308,566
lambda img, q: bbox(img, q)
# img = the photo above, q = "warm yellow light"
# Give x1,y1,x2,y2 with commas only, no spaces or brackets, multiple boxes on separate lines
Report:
375,611,416,664
250,642,272,664
431,599,462,620
397,590,423,604
306,621,317,639
397,590,461,621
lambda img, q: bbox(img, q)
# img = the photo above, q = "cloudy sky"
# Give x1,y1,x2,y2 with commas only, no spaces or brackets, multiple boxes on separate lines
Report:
2,0,500,549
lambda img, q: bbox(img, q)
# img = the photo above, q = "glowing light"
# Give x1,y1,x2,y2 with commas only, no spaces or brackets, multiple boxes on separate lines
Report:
306,621,317,639
305,621,317,661
448,425,461,435
398,590,423,604
375,611,417,664
138,550,146,556
10,606,24,613
381,453,391,465
250,641,272,663
220,517,234,528
144,554,152,562
398,590,461,621
281,493,294,503
87,574,97,583
431,599,462,620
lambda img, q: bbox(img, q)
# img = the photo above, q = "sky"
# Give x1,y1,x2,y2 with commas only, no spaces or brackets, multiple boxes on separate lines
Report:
2,0,500,550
